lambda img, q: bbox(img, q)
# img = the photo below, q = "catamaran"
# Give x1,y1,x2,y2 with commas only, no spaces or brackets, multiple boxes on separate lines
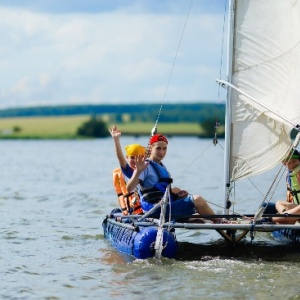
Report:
103,0,300,259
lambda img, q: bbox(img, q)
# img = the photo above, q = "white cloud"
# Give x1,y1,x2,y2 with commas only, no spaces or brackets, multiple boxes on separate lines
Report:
0,2,227,109
38,73,52,87
11,77,31,95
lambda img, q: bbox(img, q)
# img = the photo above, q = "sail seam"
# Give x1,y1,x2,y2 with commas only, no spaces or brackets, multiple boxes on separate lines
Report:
234,39,300,73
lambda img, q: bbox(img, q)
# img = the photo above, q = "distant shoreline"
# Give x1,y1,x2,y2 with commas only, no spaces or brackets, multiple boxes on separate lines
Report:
0,115,224,139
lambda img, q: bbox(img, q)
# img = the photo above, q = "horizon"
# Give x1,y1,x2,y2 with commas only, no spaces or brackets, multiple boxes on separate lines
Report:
0,100,225,112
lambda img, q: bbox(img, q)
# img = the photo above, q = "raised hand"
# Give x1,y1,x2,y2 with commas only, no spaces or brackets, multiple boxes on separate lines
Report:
135,155,149,172
109,125,121,138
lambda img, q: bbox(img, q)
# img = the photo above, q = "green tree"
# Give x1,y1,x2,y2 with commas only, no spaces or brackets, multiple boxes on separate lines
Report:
77,115,109,138
13,125,21,133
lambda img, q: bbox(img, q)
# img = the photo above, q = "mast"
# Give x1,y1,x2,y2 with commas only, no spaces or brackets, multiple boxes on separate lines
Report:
223,0,235,214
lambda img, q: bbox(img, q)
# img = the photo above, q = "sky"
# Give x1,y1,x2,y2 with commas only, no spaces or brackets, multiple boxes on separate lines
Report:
0,0,228,109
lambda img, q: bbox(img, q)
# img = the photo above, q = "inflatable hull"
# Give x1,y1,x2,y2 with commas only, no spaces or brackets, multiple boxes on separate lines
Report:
102,215,178,259
272,229,300,243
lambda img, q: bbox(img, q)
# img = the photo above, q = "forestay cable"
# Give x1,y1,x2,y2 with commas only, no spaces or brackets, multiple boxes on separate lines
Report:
149,0,194,141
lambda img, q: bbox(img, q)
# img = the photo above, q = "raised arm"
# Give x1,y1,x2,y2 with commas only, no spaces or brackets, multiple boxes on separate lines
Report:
109,125,127,169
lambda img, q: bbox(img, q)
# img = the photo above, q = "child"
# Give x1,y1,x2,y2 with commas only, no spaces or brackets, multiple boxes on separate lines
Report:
110,125,145,215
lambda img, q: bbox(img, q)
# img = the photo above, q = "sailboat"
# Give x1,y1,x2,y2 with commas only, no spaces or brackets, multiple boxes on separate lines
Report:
102,0,300,258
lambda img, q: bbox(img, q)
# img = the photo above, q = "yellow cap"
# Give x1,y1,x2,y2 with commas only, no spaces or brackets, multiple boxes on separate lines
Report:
125,144,146,156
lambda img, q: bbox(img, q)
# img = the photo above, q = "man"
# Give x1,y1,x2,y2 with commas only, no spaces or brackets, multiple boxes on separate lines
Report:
273,149,300,224
126,133,221,222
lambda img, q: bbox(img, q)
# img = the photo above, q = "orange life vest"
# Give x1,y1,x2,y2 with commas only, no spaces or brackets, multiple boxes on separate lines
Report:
113,167,143,214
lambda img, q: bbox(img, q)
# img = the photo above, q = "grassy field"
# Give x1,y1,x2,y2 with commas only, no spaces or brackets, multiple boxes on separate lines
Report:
0,115,89,139
114,122,204,135
0,115,223,139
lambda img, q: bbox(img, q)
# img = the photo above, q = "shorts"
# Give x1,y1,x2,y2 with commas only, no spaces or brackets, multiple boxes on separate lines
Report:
262,202,277,214
148,194,196,219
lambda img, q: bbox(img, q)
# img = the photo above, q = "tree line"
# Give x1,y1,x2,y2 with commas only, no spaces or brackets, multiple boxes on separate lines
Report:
0,103,226,138
0,103,225,124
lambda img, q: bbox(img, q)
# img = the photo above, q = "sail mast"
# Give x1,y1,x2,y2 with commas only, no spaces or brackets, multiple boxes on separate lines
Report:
223,0,235,214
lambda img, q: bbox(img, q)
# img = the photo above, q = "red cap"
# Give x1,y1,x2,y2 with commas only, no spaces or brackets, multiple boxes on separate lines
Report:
150,134,168,145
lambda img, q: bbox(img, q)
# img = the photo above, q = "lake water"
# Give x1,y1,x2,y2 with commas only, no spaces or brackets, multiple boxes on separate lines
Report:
1,137,300,300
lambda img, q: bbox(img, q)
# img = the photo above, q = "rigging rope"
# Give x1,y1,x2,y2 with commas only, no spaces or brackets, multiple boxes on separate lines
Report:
146,0,194,157
253,137,300,221
154,0,194,129
217,0,228,103
172,142,214,183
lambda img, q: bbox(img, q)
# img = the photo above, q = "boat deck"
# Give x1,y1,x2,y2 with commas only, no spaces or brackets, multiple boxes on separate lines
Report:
111,213,300,245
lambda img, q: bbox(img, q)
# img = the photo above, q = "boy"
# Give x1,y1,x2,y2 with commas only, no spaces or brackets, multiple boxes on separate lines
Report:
110,125,145,215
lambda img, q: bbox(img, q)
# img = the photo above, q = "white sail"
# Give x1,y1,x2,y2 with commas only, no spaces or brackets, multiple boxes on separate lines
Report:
229,0,300,182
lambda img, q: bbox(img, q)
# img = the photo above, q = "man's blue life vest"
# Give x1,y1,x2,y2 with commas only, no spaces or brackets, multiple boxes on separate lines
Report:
138,160,173,212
